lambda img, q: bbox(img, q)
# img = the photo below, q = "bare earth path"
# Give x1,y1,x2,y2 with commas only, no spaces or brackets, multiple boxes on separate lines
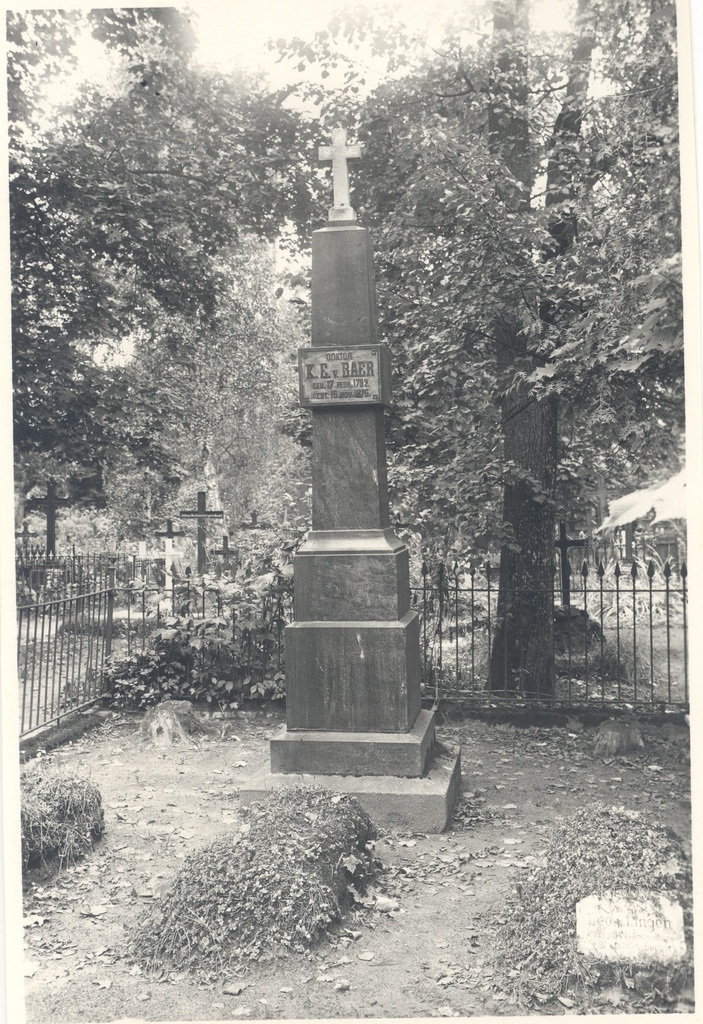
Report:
21,708,692,1022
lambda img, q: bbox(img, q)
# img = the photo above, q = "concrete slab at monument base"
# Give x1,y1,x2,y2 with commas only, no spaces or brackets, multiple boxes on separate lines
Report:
270,708,435,777
240,745,461,833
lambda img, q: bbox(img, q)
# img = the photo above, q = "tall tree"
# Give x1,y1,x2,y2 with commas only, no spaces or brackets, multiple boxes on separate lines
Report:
9,8,314,519
488,0,596,693
277,0,683,689
485,0,559,694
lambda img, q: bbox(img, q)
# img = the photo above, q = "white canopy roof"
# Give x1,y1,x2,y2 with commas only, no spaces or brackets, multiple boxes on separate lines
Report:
597,469,686,532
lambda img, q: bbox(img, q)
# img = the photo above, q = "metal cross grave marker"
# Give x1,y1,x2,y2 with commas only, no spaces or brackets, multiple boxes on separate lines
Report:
214,533,232,557
213,533,236,575
16,520,36,550
555,520,587,607
180,491,224,575
154,518,187,542
25,479,72,556
238,510,273,531
319,128,362,223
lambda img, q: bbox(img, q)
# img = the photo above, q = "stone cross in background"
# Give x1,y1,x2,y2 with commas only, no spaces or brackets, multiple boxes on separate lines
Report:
154,518,186,596
242,128,460,832
180,490,224,575
25,479,72,556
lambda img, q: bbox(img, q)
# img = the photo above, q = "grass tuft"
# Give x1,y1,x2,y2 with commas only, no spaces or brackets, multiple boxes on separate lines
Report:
499,803,693,1006
131,786,379,976
21,763,105,875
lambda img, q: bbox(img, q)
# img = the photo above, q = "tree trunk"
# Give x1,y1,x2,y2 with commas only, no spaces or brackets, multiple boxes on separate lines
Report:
487,0,558,695
489,335,559,695
488,0,594,696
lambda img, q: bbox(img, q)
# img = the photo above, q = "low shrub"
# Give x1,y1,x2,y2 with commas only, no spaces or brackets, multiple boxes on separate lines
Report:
21,764,105,874
554,636,646,683
499,804,693,1006
105,570,290,709
131,787,379,975
105,613,286,709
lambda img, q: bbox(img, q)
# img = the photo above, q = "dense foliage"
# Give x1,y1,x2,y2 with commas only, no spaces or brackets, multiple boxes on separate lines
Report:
9,8,313,537
105,567,291,708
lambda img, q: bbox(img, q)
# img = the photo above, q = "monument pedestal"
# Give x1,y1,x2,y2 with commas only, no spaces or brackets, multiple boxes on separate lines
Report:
241,739,461,834
239,132,459,832
270,707,435,777
285,613,420,732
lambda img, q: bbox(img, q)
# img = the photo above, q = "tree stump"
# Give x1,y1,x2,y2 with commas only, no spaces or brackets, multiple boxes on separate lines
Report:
140,700,222,747
592,717,645,757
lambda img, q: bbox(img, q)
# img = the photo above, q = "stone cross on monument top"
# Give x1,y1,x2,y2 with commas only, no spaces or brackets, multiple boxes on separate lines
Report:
319,128,362,222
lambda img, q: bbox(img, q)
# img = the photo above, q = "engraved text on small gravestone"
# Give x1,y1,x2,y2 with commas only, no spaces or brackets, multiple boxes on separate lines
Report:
576,894,686,963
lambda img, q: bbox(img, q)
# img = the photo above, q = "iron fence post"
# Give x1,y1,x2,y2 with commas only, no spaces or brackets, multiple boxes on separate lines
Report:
631,560,638,699
453,561,460,687
105,559,116,659
437,561,444,701
581,560,589,695
421,561,428,691
647,560,655,703
597,560,605,700
664,561,672,702
682,561,688,702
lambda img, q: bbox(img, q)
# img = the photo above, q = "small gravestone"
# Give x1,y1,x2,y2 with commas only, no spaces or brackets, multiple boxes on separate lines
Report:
576,893,686,964
499,805,692,1004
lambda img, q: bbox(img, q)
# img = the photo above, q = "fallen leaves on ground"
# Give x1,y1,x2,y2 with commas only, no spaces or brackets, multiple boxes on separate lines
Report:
21,710,692,1021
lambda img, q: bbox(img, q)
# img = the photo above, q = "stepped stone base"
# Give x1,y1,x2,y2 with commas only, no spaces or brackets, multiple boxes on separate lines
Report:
285,612,420,732
293,529,410,621
270,708,435,778
239,743,461,834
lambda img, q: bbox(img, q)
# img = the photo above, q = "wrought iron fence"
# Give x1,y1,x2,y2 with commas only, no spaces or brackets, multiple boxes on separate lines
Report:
15,550,166,601
16,550,104,599
17,575,292,735
16,550,689,737
110,579,290,673
413,557,688,709
17,570,116,736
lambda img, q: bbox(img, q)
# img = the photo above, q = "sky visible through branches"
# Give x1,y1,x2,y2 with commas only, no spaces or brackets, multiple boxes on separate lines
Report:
46,1,573,105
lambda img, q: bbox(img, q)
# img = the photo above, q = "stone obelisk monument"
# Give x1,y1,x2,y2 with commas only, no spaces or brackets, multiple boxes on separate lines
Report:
241,129,460,831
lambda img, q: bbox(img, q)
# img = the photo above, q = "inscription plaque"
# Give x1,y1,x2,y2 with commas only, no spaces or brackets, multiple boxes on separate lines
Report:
298,344,391,407
576,893,686,963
